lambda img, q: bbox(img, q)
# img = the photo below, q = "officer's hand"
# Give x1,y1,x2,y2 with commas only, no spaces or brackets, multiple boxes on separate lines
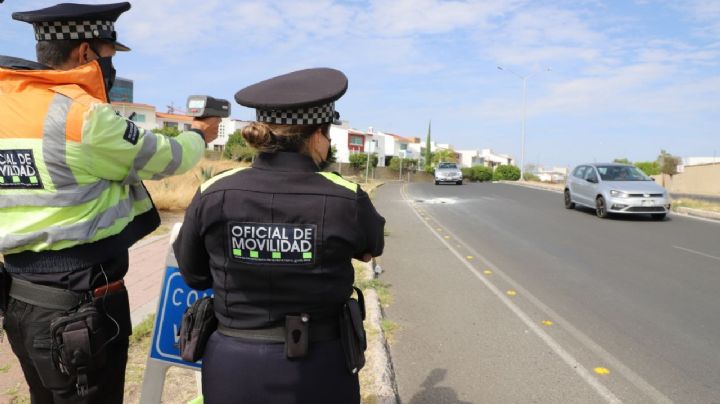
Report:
192,117,220,144
359,253,373,262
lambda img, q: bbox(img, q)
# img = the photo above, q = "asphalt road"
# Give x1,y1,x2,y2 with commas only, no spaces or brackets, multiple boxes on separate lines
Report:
374,181,720,403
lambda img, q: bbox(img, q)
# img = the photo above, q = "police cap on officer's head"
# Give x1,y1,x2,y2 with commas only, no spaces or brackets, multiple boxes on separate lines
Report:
235,68,348,126
12,2,132,51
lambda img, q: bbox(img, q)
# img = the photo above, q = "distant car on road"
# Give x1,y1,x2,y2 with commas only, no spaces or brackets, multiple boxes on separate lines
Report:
564,163,671,220
434,162,463,185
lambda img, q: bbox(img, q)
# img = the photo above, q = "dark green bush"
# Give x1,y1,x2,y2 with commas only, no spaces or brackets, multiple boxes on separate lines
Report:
493,165,521,181
472,166,493,182
461,167,473,180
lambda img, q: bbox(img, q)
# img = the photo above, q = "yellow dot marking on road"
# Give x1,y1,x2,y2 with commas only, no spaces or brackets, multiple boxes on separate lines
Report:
542,320,554,326
443,235,450,239
483,270,493,275
506,290,517,296
437,227,442,231
466,256,474,260
594,367,610,375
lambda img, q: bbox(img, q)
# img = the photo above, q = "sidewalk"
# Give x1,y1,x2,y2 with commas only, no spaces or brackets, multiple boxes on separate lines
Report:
0,234,174,403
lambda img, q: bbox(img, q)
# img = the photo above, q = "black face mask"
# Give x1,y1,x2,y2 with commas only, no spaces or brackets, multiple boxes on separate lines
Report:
318,143,334,171
88,44,116,99
95,56,116,98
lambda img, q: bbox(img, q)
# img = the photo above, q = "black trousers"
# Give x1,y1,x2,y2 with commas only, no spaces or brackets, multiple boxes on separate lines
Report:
3,290,131,404
202,331,360,404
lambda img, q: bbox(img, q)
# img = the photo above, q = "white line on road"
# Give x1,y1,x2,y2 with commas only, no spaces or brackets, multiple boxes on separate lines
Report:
673,245,720,262
401,185,673,403
400,184,623,404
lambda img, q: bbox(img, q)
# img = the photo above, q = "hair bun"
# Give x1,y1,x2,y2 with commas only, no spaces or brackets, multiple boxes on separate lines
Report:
241,122,275,151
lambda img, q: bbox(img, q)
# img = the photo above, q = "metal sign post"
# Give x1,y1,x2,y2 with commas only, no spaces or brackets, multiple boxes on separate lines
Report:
140,224,213,404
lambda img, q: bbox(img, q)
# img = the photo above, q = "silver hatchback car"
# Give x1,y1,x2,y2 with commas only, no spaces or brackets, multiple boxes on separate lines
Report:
564,163,671,220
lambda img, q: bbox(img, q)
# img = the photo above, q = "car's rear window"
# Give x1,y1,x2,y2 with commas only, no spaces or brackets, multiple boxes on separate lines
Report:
438,163,457,169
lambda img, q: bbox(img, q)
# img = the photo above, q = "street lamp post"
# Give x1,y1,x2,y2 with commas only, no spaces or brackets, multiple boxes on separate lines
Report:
497,66,549,181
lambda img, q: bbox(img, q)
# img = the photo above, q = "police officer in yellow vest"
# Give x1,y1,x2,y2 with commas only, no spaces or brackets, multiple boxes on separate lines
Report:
0,3,219,403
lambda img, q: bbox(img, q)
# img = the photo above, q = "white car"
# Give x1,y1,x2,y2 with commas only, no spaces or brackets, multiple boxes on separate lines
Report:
564,163,671,220
434,162,463,185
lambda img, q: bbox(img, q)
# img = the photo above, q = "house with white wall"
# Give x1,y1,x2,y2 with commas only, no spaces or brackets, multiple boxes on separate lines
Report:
111,102,157,132
208,118,250,151
457,149,514,168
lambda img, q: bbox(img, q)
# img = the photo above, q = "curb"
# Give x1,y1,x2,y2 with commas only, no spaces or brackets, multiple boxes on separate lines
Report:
498,180,563,193
362,263,400,404
674,207,720,222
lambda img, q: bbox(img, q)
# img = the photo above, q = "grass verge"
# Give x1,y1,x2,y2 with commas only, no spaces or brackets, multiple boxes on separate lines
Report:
672,198,720,212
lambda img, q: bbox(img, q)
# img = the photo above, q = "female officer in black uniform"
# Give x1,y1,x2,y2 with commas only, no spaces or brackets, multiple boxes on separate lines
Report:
173,68,385,403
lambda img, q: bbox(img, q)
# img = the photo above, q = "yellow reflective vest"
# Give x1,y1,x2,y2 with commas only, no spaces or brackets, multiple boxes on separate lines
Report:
0,57,205,264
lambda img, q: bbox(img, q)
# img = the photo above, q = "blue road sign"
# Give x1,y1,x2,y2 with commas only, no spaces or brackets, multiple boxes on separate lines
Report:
149,266,213,368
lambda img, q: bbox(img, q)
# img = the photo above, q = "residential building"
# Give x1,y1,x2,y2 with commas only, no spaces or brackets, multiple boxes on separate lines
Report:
457,149,514,168
209,118,250,151
682,157,720,166
156,112,193,132
111,102,157,132
329,122,371,163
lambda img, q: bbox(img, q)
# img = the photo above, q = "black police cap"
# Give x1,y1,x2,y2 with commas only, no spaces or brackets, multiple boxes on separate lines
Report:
12,2,132,51
235,68,348,126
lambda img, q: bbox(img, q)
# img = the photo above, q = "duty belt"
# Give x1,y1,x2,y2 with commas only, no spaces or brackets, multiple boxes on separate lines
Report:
9,277,125,311
217,320,339,343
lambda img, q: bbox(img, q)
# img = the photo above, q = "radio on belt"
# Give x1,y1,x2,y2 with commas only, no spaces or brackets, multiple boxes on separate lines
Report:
186,95,231,118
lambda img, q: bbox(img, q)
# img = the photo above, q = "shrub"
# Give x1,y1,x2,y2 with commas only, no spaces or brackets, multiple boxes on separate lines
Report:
389,157,418,172
493,165,521,181
523,172,540,182
472,166,493,182
349,153,378,169
461,167,473,180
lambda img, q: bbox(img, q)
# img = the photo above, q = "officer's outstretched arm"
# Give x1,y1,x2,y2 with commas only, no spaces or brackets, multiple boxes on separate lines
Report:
174,192,212,290
355,187,386,259
81,104,205,184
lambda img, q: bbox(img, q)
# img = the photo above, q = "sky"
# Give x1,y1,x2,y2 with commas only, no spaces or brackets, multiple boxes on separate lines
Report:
1,0,719,168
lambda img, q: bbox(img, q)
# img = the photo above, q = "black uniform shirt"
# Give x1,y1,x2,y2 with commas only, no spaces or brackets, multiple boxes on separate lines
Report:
173,152,385,329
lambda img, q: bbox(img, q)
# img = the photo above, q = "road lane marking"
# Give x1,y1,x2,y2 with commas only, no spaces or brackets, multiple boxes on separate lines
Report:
483,270,493,275
672,245,720,262
401,183,623,404
466,256,474,260
402,182,674,404
506,290,517,296
542,320,554,326
595,368,611,375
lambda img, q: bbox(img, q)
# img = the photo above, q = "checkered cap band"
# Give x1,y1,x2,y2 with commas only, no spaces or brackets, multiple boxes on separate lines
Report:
34,20,115,41
257,102,335,125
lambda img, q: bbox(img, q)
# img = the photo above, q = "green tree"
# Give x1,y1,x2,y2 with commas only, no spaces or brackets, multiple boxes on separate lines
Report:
223,130,256,161
493,165,521,181
152,126,181,137
613,158,631,164
657,150,680,176
634,161,660,176
432,149,457,165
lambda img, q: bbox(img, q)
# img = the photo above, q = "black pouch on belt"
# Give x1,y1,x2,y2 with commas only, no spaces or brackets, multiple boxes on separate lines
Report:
49,303,108,397
0,262,10,316
178,296,217,362
340,286,367,374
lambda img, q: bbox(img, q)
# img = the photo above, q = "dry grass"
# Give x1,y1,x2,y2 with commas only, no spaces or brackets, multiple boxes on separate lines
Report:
672,198,720,212
144,159,247,211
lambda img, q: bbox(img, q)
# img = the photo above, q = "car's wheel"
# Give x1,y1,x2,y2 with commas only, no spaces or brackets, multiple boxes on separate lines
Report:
434,181,439,185
651,213,666,221
596,196,609,218
456,180,462,185
564,189,575,209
